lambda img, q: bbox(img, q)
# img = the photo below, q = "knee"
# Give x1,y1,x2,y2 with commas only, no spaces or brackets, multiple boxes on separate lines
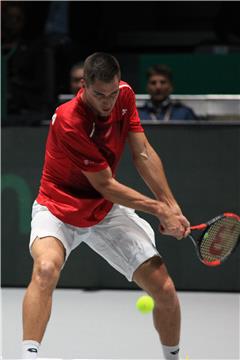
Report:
153,277,178,310
33,259,61,290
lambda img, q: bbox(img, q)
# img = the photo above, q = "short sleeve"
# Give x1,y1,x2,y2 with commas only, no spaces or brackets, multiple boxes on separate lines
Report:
55,114,109,172
126,88,144,133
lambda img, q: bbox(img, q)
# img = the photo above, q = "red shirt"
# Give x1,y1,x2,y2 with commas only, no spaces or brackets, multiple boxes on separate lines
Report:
36,81,144,227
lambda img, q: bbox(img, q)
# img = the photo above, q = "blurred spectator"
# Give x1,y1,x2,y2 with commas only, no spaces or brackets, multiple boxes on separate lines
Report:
138,64,198,121
44,1,71,48
42,2,81,104
2,2,46,118
54,62,84,109
70,62,84,95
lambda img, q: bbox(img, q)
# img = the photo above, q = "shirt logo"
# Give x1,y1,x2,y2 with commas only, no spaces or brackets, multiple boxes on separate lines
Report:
52,113,57,125
84,159,95,165
121,108,127,116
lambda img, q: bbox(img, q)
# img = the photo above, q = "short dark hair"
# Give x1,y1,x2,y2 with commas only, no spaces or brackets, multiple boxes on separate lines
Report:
146,64,173,83
84,52,121,86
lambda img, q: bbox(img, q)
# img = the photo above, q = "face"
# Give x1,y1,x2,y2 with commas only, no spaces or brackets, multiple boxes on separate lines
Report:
82,75,120,117
70,67,84,95
147,74,173,102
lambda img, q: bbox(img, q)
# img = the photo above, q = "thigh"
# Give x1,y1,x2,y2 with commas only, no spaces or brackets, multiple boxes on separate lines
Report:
85,205,161,281
30,201,76,262
31,236,65,269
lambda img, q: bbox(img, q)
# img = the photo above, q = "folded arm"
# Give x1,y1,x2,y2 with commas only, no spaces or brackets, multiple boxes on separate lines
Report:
82,132,190,239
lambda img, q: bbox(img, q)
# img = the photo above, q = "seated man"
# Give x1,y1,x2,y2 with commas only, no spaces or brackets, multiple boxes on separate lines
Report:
70,62,84,95
138,64,198,121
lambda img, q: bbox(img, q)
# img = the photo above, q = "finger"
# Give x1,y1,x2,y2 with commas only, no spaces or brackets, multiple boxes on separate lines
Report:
159,224,166,234
179,216,190,228
182,227,191,238
176,232,185,240
176,233,184,240
176,224,189,239
159,225,176,237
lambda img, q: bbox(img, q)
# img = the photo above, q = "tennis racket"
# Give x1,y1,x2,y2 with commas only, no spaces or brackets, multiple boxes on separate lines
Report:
189,212,240,266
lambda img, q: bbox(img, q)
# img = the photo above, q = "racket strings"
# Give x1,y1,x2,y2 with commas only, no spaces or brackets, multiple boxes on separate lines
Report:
200,217,240,262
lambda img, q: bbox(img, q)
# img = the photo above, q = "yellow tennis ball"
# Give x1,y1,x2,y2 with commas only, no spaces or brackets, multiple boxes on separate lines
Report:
136,295,154,314
203,232,209,240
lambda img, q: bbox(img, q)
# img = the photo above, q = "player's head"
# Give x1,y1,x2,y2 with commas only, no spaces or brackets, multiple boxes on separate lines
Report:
70,62,84,95
146,64,173,103
82,52,121,117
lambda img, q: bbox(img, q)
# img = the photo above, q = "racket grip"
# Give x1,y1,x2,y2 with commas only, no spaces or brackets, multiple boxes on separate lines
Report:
190,223,207,230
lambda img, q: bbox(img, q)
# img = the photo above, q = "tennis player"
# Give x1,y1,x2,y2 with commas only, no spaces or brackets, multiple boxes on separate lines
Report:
22,52,190,359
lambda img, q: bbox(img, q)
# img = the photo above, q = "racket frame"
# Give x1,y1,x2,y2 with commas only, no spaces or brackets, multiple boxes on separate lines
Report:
189,212,240,267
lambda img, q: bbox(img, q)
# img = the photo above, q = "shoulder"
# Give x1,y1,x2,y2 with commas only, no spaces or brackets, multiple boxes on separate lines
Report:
173,101,192,112
137,100,153,115
53,98,88,134
138,103,150,115
118,80,137,111
172,101,197,119
119,80,135,98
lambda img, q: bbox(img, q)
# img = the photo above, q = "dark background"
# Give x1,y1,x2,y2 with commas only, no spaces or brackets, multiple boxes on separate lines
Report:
2,1,240,121
14,2,240,53
2,124,240,291
21,1,240,94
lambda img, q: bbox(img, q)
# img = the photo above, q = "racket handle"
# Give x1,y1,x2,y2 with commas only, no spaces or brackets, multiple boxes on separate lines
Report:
162,223,207,232
190,223,207,230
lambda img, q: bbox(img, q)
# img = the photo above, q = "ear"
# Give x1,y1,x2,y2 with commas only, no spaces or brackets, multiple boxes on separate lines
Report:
81,78,86,88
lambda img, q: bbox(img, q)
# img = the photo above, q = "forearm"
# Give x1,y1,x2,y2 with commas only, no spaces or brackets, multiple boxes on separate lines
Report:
82,163,190,239
99,177,165,218
100,177,190,240
134,143,176,206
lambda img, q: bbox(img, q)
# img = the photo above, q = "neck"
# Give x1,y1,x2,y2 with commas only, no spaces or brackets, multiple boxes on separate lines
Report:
152,96,170,108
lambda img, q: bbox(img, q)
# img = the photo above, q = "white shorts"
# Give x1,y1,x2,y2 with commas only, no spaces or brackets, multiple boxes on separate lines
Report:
30,201,161,281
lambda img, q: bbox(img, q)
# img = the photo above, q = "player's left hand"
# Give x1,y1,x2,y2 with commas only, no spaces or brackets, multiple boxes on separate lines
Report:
159,202,191,239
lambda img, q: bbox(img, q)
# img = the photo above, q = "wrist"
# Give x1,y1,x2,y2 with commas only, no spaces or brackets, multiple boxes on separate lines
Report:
159,197,181,213
160,197,177,208
154,201,169,219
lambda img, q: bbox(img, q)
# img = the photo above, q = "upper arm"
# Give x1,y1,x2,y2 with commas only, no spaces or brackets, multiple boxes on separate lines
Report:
82,166,113,193
122,86,144,133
